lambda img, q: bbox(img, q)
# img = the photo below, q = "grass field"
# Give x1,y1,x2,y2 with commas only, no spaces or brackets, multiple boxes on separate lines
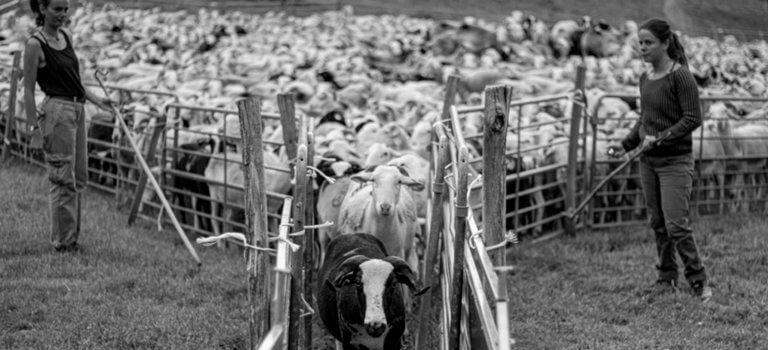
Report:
2,158,768,349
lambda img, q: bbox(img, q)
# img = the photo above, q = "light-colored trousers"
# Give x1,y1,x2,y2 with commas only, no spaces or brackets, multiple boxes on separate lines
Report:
39,97,88,249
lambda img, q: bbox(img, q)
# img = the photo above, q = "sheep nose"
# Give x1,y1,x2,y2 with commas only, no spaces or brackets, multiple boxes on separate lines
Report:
380,203,392,215
365,322,386,337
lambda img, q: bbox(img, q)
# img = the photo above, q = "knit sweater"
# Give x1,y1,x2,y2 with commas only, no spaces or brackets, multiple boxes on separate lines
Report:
621,66,703,157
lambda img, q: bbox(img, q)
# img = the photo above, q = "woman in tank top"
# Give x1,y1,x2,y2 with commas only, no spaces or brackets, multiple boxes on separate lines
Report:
23,0,112,252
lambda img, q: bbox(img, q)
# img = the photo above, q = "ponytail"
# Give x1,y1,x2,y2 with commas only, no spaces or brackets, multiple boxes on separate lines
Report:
667,32,688,67
29,0,50,27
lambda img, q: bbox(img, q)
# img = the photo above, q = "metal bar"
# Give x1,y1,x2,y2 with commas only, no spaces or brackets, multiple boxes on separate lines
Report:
271,198,293,350
127,120,165,225
165,102,281,120
464,245,500,350
93,71,200,265
82,82,178,99
467,214,499,300
564,65,586,235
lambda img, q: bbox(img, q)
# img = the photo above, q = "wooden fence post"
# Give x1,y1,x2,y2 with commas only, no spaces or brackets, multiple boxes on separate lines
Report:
303,131,315,350
483,85,512,265
2,51,21,163
441,75,461,128
278,94,299,163
128,119,166,225
564,65,587,236
415,128,450,350
237,97,271,349
449,145,470,350
287,105,308,349
288,142,308,350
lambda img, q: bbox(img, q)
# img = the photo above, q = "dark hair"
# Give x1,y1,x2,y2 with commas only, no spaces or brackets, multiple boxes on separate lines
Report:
30,0,50,26
639,18,688,66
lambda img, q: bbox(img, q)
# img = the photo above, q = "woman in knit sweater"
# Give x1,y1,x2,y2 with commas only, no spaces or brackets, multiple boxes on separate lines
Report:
607,18,712,302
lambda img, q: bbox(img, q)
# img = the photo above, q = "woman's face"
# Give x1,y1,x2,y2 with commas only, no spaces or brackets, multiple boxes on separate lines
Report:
40,0,70,28
638,29,669,64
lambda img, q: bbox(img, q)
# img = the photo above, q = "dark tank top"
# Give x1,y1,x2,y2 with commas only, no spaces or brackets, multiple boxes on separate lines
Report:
31,29,86,100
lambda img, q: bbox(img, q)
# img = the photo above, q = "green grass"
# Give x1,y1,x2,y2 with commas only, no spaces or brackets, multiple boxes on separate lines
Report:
3,161,768,349
0,162,249,349
507,213,768,349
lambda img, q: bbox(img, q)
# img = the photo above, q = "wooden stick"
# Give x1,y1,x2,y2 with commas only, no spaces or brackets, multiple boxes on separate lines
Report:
567,133,672,220
128,121,165,225
449,146,470,350
483,85,513,265
415,129,449,349
93,72,200,265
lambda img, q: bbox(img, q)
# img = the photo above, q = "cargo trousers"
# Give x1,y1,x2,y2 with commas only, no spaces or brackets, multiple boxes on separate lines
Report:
39,97,88,250
638,152,707,285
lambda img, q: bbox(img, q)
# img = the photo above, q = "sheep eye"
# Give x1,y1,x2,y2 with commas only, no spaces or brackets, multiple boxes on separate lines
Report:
342,276,355,286
344,276,361,286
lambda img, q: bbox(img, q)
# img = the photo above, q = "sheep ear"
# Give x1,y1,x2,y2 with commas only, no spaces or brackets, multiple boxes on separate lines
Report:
384,257,429,296
324,278,337,292
350,172,372,184
332,254,368,287
400,175,425,192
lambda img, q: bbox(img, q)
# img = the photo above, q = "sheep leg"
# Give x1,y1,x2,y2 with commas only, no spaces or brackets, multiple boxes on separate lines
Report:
532,175,545,235
716,174,725,215
218,206,233,249
192,197,201,231
405,247,420,313
210,197,222,238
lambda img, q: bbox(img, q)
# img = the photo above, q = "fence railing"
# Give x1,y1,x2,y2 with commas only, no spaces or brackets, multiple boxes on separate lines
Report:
588,94,768,229
0,0,20,15
1,52,318,348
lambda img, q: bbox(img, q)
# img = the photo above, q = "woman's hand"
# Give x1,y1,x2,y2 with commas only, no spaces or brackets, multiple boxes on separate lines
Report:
606,144,626,158
641,134,658,150
97,96,114,111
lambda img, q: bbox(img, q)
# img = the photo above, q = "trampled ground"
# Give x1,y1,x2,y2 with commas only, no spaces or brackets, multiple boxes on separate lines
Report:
2,159,767,349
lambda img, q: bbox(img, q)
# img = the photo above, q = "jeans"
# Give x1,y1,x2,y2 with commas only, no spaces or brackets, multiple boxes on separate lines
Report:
639,153,707,285
39,97,87,249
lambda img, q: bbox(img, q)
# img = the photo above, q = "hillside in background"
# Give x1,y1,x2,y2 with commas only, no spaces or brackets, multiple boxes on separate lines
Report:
64,0,768,41
5,0,766,41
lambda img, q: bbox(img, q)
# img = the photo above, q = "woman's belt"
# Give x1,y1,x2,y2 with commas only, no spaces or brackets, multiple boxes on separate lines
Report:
49,96,86,103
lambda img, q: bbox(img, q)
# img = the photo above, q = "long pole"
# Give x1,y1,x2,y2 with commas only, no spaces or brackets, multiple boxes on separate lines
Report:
567,133,671,220
94,71,200,265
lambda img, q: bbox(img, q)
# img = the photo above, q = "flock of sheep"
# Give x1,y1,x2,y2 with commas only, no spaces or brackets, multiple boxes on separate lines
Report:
0,0,766,268
1,3,768,347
